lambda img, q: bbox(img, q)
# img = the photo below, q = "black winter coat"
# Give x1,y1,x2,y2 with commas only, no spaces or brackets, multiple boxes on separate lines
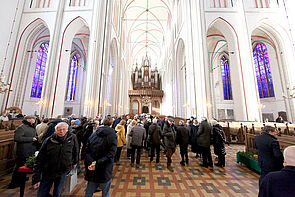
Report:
72,125,84,147
84,126,117,183
196,120,211,148
14,120,37,159
112,117,121,129
148,123,162,145
189,124,199,153
163,122,176,148
41,119,63,141
32,133,79,184
212,124,226,155
254,132,284,171
82,122,95,146
176,125,189,146
258,166,295,197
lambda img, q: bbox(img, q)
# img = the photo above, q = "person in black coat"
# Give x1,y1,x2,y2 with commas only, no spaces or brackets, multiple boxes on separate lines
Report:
144,118,152,149
81,118,95,158
211,120,226,167
148,119,162,163
197,117,213,168
8,115,38,189
84,116,117,197
254,126,284,186
111,114,121,129
189,119,200,158
33,122,79,197
163,118,177,172
41,115,63,141
258,145,295,197
176,120,190,166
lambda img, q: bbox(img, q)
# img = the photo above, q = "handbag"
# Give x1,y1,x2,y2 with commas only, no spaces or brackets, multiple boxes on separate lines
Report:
64,168,77,193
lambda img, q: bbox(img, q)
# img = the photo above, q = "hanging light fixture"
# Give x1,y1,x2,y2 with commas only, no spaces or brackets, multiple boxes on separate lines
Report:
0,70,11,94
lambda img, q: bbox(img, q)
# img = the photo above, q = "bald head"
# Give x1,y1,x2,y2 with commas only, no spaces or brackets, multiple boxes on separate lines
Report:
284,146,295,166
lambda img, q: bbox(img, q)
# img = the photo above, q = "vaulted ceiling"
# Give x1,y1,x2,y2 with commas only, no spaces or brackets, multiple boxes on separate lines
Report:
121,0,172,66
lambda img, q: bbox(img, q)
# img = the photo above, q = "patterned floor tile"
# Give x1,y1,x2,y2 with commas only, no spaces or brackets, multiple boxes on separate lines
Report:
0,145,259,196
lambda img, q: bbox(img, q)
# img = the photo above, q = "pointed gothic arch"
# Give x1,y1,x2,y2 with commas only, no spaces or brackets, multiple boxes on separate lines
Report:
4,18,51,115
206,17,248,121
251,18,295,121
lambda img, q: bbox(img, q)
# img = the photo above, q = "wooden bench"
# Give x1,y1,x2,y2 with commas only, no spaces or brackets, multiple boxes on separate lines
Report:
244,126,295,152
0,138,15,175
0,119,23,130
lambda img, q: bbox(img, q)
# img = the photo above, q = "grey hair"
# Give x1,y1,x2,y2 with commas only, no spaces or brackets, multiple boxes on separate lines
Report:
153,118,158,124
211,119,218,126
55,122,69,130
179,120,185,125
263,125,275,133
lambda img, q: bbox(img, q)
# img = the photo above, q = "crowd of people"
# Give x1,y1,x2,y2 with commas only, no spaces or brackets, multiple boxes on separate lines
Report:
4,112,295,197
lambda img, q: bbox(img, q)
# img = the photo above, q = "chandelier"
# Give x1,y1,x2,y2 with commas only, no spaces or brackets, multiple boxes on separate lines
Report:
0,70,10,94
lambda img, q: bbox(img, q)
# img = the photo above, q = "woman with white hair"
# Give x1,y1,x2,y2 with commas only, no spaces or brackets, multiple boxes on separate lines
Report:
126,120,137,158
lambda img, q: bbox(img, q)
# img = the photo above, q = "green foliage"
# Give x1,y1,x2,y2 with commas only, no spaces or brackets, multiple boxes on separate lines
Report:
237,151,258,160
25,155,36,169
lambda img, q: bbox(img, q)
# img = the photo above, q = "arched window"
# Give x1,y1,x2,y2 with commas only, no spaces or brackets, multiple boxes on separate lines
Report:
31,42,49,98
253,43,275,98
221,55,232,100
66,54,79,101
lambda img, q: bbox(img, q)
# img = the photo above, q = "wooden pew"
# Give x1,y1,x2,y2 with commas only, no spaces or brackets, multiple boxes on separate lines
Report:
244,125,295,152
0,137,15,175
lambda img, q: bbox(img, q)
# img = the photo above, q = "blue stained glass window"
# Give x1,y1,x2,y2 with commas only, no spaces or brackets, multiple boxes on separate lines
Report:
66,54,79,101
221,56,232,100
253,43,275,98
31,42,49,98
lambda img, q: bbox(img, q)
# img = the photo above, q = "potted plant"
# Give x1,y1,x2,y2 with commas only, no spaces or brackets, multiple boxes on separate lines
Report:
237,151,261,173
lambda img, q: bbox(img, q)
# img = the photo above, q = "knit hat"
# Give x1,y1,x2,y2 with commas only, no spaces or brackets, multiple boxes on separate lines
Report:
24,115,36,120
72,119,80,126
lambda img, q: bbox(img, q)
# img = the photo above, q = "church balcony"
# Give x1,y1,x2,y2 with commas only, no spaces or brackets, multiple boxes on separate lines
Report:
128,89,164,98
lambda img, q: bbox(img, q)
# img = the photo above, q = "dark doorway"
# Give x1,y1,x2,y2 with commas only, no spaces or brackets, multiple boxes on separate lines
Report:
278,111,287,121
142,106,149,113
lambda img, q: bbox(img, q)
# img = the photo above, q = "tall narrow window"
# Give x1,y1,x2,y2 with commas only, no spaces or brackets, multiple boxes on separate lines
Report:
221,56,232,100
253,43,275,98
66,54,79,101
31,42,49,98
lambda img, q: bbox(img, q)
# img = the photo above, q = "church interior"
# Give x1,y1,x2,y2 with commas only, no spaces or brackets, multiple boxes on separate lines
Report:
1,0,295,196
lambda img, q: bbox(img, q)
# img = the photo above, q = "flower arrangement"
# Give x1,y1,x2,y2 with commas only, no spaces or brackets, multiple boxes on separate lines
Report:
237,151,258,160
25,151,39,169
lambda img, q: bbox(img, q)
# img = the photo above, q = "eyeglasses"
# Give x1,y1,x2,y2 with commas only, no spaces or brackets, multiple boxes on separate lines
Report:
56,128,67,132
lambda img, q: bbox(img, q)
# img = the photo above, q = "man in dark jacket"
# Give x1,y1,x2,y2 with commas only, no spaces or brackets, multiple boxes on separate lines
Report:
111,113,121,129
84,116,117,197
129,123,146,166
149,119,162,163
33,122,79,197
163,118,177,172
255,126,284,186
176,120,190,166
258,145,295,197
197,117,213,168
8,115,38,189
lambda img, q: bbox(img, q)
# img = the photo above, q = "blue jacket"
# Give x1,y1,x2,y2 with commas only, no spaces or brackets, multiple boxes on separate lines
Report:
259,166,295,197
254,132,283,171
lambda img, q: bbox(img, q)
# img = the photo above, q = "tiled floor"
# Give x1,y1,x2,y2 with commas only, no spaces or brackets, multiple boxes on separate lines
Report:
0,145,259,197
